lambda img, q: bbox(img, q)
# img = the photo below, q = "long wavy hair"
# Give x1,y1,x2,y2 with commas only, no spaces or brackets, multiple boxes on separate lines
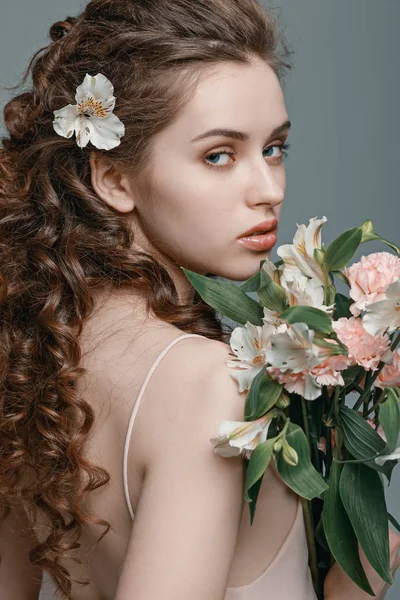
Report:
0,0,293,596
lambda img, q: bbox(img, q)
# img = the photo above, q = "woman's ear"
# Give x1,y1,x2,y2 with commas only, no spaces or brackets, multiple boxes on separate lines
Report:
89,153,135,213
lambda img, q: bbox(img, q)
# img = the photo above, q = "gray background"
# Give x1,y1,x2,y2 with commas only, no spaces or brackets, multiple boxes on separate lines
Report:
1,0,399,597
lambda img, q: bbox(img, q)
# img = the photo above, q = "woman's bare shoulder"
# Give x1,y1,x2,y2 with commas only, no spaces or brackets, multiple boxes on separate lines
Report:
135,332,246,465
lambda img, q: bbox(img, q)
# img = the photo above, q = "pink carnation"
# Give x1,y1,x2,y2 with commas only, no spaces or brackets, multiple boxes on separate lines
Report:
345,252,400,316
311,355,348,386
333,317,392,371
376,349,400,389
267,368,309,397
267,354,346,399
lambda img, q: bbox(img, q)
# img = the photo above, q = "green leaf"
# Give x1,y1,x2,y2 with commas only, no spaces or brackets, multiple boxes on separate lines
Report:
342,365,364,388
323,453,375,595
324,227,363,271
379,388,400,453
339,405,394,480
333,292,352,320
239,271,261,293
181,268,263,325
332,270,350,286
340,405,386,459
360,227,400,256
257,268,288,312
279,305,333,335
339,463,392,585
244,370,283,420
244,438,275,502
244,467,264,525
276,423,328,500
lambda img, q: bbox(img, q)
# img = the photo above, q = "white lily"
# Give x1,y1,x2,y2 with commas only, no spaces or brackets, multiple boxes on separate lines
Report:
280,268,333,313
363,279,400,336
53,73,125,150
261,259,282,284
374,446,400,466
262,307,288,332
210,413,274,459
226,321,270,392
277,217,327,284
267,322,326,373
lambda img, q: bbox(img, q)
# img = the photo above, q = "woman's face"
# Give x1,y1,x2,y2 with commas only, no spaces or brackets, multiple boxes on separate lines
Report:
128,56,290,300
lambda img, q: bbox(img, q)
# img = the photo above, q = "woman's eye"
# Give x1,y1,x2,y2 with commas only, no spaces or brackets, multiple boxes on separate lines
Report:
203,142,290,169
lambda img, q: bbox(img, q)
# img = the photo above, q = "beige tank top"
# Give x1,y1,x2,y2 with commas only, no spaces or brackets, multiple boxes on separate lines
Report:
122,333,318,600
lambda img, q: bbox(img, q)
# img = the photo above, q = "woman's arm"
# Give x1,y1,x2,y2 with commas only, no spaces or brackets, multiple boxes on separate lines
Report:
324,526,400,600
115,338,247,600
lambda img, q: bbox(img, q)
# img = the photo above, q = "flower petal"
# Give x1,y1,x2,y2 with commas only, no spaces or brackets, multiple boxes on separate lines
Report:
304,216,327,257
374,446,400,466
53,104,78,139
76,116,93,149
226,364,264,393
75,73,116,104
89,114,125,150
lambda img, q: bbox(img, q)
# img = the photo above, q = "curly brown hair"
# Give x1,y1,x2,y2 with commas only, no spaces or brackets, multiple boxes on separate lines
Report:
0,0,293,596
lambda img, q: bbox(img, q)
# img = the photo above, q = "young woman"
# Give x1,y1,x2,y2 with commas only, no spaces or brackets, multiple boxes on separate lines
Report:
1,1,399,599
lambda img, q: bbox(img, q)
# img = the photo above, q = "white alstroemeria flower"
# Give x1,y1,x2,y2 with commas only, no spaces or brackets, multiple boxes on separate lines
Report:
261,259,282,284
277,217,327,284
281,268,333,313
374,446,400,466
226,321,270,392
262,307,288,333
267,322,327,373
363,280,400,336
210,413,273,459
53,73,125,150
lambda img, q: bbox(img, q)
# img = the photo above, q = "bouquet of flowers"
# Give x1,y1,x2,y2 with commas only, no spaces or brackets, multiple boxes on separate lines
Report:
182,217,400,599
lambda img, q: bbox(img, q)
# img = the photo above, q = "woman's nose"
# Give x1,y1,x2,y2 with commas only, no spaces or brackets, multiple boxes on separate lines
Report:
245,163,285,208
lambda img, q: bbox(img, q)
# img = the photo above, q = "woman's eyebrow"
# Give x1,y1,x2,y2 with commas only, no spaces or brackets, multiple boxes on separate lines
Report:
191,120,291,143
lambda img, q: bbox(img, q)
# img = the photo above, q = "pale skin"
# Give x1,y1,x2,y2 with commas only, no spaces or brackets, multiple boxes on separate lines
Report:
3,55,396,599
88,55,400,600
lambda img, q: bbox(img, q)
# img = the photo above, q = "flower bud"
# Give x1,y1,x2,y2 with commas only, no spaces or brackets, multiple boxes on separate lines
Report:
273,439,283,452
276,393,290,409
314,247,325,268
361,220,375,242
282,441,298,466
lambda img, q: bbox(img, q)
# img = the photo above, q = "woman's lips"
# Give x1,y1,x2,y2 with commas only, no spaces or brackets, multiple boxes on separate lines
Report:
237,228,278,251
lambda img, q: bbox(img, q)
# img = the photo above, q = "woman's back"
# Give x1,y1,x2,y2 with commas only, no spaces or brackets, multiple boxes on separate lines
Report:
38,291,316,599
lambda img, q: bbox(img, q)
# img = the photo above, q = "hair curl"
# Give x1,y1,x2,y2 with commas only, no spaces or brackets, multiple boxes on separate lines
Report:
0,0,293,596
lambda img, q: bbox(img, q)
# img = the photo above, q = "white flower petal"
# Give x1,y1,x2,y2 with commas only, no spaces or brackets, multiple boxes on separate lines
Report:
52,104,79,139
363,280,400,336
375,446,400,466
226,364,264,393
386,279,400,301
75,116,93,149
229,322,267,365
75,73,115,103
89,114,125,150
210,415,272,458
267,322,322,373
304,216,327,258
277,217,327,284
303,373,323,400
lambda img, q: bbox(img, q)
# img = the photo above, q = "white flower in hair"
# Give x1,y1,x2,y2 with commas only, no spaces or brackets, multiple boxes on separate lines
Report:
52,73,125,150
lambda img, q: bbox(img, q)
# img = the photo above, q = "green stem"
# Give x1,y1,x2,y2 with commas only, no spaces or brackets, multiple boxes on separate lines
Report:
391,332,400,352
364,388,384,418
301,397,311,454
352,364,385,412
300,496,323,600
333,387,344,459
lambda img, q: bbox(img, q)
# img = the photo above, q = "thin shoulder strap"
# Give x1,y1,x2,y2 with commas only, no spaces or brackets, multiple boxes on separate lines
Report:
123,333,205,521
